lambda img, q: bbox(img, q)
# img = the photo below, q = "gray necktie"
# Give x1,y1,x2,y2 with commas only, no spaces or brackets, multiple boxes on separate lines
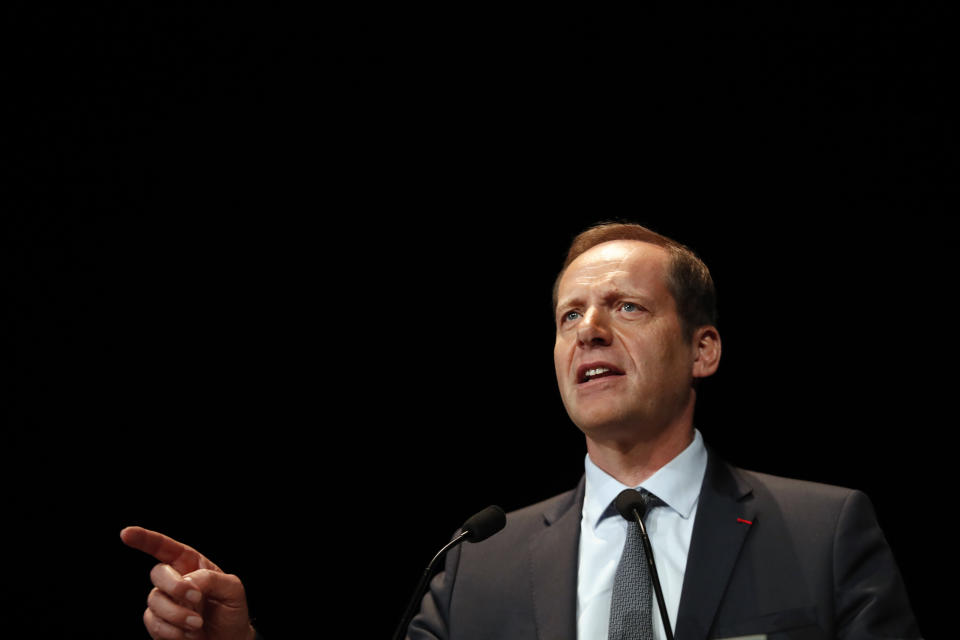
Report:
608,489,663,640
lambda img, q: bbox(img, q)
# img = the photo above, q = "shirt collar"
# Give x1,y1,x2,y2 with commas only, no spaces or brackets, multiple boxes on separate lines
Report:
582,429,708,530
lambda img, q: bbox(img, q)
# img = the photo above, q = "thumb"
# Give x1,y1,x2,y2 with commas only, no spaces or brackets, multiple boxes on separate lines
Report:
183,568,249,608
182,569,254,639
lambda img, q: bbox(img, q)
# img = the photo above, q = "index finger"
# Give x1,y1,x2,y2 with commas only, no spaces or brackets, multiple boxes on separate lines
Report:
120,526,222,575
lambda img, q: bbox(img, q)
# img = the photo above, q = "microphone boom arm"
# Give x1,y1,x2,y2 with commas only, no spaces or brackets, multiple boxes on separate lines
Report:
392,529,469,640
393,505,505,640
632,506,674,640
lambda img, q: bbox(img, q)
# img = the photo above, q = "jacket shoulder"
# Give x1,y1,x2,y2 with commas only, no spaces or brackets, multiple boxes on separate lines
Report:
727,464,876,531
737,467,859,499
506,483,581,523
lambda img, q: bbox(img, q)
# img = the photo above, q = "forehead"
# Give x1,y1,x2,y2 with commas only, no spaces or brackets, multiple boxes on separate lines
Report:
558,240,671,298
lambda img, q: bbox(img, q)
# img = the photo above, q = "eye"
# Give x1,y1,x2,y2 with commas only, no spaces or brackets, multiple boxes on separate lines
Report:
561,310,581,324
620,302,643,313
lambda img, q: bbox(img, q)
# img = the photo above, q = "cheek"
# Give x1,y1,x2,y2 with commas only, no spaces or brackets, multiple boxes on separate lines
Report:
627,334,683,378
553,341,567,377
656,337,695,384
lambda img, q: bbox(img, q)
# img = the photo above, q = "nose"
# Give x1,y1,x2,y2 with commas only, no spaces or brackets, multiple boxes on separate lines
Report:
577,307,612,347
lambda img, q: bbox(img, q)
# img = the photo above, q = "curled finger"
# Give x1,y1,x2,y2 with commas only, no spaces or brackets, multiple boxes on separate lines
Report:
147,587,204,635
150,563,204,608
144,606,199,640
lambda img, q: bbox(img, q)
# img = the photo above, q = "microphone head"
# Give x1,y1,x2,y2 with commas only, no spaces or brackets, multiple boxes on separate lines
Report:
461,505,506,542
614,489,646,521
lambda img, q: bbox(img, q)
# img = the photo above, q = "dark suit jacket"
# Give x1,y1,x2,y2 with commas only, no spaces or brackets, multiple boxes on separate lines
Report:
407,452,920,639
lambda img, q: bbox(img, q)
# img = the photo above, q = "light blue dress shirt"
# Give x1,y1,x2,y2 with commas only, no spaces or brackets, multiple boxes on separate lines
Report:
577,429,708,640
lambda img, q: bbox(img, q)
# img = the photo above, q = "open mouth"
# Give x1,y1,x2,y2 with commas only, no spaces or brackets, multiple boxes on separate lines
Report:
577,364,625,384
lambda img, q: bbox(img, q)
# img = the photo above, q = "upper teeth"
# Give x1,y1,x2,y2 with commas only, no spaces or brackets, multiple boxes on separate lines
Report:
585,367,611,379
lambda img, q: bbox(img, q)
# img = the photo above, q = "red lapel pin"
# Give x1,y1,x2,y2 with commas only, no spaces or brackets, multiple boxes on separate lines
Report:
737,517,753,525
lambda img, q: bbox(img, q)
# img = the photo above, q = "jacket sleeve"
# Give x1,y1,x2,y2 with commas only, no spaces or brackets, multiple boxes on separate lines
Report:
832,490,922,638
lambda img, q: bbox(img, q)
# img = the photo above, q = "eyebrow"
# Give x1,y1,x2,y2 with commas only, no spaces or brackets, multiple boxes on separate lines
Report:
556,287,652,311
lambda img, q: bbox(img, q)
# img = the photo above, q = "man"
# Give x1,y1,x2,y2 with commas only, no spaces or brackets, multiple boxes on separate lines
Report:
123,222,920,639
404,222,920,639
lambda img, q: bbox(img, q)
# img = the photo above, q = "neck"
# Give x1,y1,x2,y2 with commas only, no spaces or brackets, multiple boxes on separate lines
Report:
585,419,695,487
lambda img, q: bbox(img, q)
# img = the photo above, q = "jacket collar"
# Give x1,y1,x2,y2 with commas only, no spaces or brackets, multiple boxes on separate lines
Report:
530,476,585,640
674,450,756,640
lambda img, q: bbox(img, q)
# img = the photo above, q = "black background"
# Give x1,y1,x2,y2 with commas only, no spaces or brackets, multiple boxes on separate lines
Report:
4,3,955,638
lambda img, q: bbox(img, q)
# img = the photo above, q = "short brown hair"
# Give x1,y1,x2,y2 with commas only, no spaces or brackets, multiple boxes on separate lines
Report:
552,222,717,339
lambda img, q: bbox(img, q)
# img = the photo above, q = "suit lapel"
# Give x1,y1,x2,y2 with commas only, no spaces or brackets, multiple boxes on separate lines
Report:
529,476,585,640
674,453,756,640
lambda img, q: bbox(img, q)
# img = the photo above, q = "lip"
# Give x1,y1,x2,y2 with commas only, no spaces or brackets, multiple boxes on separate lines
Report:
575,361,626,384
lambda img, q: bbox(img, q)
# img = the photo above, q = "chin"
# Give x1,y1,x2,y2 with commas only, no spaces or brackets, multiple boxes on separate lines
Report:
575,407,668,441
574,413,636,439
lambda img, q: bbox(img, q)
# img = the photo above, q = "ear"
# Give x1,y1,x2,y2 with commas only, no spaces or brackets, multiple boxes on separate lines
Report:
691,325,721,379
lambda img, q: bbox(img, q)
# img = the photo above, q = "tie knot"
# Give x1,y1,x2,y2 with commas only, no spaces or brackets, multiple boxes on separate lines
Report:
606,488,664,523
635,489,664,520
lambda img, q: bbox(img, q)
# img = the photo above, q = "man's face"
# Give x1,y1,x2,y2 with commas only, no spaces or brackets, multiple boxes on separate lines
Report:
553,240,701,441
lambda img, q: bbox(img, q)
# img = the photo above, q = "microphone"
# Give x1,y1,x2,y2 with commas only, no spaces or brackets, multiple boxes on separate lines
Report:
614,488,675,640
392,505,506,640
461,504,507,542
